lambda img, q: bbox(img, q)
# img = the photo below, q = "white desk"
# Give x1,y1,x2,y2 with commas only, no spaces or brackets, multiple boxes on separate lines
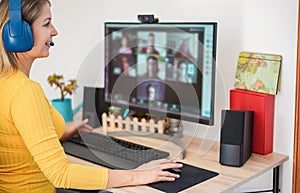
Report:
66,132,288,193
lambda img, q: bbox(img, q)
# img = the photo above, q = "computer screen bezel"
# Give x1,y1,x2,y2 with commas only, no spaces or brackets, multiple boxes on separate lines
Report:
104,22,217,125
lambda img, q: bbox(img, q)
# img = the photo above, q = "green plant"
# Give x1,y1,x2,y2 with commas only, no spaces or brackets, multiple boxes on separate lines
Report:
47,73,78,101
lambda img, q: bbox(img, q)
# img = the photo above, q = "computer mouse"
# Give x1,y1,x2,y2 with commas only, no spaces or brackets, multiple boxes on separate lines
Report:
165,168,182,175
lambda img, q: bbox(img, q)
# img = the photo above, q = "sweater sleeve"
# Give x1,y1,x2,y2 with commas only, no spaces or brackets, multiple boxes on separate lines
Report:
10,80,108,189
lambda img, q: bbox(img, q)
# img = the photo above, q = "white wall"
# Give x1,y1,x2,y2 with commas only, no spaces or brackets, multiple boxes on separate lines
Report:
30,0,298,192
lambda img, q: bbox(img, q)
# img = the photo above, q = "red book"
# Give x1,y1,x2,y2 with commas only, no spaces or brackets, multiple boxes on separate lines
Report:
230,89,274,155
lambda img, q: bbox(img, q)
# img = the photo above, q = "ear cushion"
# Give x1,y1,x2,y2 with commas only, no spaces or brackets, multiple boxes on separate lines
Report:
2,20,33,52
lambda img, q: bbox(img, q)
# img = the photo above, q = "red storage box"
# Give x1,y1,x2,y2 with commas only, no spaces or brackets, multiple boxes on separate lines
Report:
230,89,274,155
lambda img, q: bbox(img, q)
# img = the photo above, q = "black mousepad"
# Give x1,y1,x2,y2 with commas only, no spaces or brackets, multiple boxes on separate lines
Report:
148,162,218,193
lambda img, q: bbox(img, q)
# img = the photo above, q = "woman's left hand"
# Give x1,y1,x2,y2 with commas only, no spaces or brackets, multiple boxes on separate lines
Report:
60,119,93,142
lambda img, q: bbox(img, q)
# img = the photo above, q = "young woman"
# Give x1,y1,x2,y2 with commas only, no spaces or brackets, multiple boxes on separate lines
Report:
0,0,182,192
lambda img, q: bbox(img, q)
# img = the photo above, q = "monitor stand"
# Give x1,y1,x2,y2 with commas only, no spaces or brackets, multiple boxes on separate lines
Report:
106,118,186,159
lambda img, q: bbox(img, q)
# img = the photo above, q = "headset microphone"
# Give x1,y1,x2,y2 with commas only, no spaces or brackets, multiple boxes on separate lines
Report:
49,42,55,46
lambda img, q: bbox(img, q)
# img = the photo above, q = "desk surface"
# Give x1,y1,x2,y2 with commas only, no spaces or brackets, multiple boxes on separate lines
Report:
66,130,288,193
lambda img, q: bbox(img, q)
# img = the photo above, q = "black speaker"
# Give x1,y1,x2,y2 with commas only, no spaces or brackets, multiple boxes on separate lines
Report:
82,87,110,128
219,110,254,167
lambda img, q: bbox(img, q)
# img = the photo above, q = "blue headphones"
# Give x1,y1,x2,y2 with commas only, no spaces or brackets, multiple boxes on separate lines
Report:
2,0,33,52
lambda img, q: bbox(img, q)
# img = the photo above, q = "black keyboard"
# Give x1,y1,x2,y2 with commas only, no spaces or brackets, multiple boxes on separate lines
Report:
62,132,170,169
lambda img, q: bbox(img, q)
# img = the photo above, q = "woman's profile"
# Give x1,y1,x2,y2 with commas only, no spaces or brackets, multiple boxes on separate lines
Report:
0,0,182,192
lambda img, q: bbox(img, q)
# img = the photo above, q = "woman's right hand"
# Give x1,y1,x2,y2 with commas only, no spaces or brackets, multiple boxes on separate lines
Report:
106,159,183,188
134,158,183,184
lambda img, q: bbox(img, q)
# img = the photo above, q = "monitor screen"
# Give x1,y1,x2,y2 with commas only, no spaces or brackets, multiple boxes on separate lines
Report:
104,22,217,125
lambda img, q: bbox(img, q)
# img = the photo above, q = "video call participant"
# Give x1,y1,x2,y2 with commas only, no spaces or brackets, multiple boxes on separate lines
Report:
118,34,133,54
142,55,161,79
0,0,182,192
174,38,194,62
141,32,160,55
146,83,156,101
177,61,193,83
120,56,130,75
119,55,136,77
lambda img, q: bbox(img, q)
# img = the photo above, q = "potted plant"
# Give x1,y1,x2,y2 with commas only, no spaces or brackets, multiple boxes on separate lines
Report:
47,73,78,122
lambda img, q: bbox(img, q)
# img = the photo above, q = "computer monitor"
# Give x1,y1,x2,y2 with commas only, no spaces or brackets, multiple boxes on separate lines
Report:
104,22,217,125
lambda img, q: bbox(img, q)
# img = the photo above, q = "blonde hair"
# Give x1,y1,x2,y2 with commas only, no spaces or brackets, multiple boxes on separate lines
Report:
0,0,51,76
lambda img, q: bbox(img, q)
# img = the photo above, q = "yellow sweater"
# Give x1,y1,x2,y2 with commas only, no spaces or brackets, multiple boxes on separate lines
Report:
0,70,108,193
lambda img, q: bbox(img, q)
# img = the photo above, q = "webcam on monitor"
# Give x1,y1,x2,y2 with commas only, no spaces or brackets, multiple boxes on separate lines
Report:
137,14,159,24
